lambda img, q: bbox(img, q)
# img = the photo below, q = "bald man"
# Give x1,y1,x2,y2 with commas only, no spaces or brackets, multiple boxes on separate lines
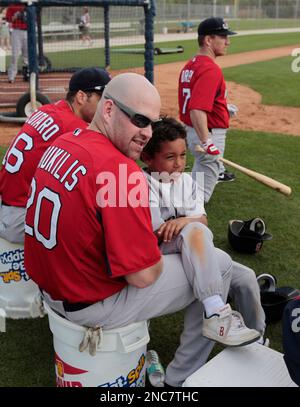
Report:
25,73,232,387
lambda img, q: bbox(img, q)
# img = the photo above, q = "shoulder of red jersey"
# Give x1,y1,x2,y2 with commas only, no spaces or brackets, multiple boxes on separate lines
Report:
39,100,87,133
180,55,221,82
57,129,142,174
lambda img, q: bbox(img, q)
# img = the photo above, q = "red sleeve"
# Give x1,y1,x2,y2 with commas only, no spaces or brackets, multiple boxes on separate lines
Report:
98,159,161,278
189,65,223,113
5,6,15,22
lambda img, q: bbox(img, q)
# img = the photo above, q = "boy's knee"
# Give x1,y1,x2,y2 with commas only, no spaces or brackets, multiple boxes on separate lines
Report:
215,248,232,279
232,262,258,292
180,222,212,241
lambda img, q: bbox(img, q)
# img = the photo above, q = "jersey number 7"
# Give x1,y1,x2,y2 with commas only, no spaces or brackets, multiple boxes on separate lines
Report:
182,88,191,114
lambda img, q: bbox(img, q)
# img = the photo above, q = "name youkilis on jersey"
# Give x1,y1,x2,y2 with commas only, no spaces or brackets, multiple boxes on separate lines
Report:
37,145,87,191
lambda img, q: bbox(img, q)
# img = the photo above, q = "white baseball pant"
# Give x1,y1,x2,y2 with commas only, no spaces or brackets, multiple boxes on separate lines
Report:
0,203,26,243
186,125,228,202
42,243,233,387
8,28,28,82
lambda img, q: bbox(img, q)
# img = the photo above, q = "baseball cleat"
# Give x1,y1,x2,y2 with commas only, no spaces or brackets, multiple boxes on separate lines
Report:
217,171,235,183
202,304,261,347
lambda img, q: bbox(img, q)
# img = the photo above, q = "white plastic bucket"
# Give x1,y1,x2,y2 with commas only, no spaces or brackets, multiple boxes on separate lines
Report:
0,237,43,319
45,303,150,387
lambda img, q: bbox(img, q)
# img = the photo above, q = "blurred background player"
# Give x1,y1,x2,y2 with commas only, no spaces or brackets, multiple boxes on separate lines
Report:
0,7,10,51
6,3,28,83
0,67,110,243
79,6,92,46
178,17,237,203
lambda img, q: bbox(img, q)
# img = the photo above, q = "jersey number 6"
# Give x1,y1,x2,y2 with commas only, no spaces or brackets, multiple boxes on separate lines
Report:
3,132,33,174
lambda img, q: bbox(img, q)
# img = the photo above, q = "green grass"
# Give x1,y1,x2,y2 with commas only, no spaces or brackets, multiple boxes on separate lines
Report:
224,55,300,107
28,31,300,71
0,129,299,386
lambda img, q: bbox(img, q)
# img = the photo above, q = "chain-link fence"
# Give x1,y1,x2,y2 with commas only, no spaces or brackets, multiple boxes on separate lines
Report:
155,0,300,33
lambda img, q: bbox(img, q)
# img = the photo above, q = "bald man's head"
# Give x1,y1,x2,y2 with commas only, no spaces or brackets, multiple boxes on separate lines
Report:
102,73,161,121
89,73,161,160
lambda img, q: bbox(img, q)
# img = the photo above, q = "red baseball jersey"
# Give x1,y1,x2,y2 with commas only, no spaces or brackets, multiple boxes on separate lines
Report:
6,5,27,30
178,55,229,129
24,129,161,303
0,100,88,207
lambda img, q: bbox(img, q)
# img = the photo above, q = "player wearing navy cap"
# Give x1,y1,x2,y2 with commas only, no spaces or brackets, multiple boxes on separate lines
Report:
178,17,237,202
0,67,111,243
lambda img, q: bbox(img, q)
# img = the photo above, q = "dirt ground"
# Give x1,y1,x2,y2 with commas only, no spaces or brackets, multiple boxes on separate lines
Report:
0,45,299,147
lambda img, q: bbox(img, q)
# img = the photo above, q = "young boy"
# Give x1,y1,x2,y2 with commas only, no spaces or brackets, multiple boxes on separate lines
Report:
141,116,263,347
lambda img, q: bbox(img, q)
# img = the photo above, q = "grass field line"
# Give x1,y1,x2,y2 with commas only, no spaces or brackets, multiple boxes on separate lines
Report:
154,27,300,42
155,45,297,76
217,45,297,69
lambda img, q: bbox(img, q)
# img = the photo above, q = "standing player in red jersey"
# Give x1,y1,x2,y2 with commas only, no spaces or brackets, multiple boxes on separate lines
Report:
0,67,110,243
178,17,237,203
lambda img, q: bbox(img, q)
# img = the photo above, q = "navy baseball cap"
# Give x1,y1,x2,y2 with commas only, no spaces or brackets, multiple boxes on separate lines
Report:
69,67,111,93
198,17,237,36
282,296,300,386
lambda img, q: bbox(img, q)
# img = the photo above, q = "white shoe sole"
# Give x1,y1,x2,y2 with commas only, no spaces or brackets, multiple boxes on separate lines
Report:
202,330,261,347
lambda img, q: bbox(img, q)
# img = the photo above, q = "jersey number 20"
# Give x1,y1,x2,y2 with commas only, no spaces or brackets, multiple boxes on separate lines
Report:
25,178,61,250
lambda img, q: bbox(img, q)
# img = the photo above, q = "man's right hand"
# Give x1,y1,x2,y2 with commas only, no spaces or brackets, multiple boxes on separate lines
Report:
201,138,220,155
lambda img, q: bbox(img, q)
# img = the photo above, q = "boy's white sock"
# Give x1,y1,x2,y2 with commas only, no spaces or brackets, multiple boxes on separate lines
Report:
203,295,225,317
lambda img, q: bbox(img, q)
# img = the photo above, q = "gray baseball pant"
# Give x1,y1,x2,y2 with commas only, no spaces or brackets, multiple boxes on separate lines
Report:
186,125,228,203
160,222,266,335
0,203,26,243
43,225,233,387
230,261,266,335
160,222,224,299
8,29,28,82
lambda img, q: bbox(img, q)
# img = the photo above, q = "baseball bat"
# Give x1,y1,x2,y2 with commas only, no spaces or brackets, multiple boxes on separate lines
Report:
194,145,292,196
30,72,37,113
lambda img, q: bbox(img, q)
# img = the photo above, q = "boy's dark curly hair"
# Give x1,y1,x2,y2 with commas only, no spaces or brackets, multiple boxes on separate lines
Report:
142,116,187,158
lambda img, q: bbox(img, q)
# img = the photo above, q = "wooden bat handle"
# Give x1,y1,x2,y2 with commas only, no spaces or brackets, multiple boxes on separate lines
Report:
194,145,292,197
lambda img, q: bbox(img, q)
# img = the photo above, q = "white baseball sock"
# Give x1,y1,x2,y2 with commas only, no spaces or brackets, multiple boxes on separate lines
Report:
203,295,225,317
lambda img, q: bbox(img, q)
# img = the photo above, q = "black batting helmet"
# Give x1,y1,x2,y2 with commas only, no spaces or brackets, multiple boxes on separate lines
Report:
257,273,300,324
228,218,272,254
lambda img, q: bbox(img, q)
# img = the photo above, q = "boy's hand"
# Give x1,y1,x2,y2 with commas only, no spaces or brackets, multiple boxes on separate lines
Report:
157,217,192,242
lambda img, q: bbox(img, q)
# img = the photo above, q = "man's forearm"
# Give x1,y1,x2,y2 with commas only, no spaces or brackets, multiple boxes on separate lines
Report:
190,109,209,144
190,109,220,155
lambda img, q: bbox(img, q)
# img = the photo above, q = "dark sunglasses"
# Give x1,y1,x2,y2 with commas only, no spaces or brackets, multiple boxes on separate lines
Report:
105,93,160,128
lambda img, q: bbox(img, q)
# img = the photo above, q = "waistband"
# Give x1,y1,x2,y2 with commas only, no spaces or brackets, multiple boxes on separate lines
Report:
63,301,91,312
40,288,92,313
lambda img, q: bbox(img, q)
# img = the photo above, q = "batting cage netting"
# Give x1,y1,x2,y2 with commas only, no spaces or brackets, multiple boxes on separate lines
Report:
0,0,155,109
